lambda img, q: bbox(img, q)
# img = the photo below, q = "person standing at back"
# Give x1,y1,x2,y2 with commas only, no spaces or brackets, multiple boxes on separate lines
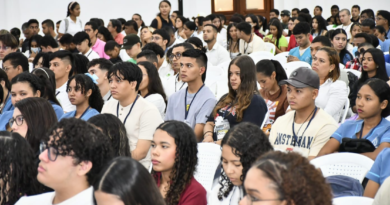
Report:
165,49,216,141
150,0,174,29
351,5,361,23
58,1,83,37
42,19,57,39
236,22,267,55
85,21,109,59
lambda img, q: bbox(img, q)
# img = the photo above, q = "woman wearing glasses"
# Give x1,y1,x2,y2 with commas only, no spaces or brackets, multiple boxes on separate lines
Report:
10,97,57,159
239,151,332,205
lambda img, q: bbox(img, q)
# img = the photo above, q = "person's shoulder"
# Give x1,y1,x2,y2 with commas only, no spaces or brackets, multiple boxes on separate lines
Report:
251,94,266,104
202,86,217,100
61,111,74,118
274,110,294,124
137,96,161,111
89,108,100,115
290,46,299,52
317,109,338,125
102,99,118,111
170,88,185,99
15,192,55,205
186,177,207,195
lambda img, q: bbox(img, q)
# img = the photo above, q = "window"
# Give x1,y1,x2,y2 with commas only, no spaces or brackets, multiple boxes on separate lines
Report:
214,0,233,12
246,0,264,10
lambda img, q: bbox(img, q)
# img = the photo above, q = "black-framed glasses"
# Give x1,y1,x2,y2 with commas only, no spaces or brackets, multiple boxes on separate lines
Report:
39,141,59,162
8,115,24,128
169,53,182,61
244,195,284,205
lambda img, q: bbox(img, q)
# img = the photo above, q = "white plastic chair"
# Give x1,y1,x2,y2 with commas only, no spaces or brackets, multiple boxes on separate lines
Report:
248,51,274,64
205,64,224,86
217,60,231,74
339,98,350,123
274,52,289,65
194,143,222,193
339,63,345,69
347,69,362,78
327,25,335,31
384,51,389,55
310,153,374,183
333,196,374,205
285,36,290,44
148,163,153,173
283,61,312,77
264,42,276,55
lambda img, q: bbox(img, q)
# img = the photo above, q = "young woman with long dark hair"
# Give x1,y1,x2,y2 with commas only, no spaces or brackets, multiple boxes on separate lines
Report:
331,28,353,65
60,74,103,121
150,0,173,30
151,121,207,205
256,59,288,134
311,16,328,37
137,61,167,118
58,1,82,37
94,157,165,205
227,23,240,59
209,122,273,204
203,55,267,143
264,19,288,54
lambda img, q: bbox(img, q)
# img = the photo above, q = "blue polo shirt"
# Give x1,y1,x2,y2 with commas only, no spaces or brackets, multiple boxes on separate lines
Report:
288,46,312,64
59,108,100,121
366,148,390,185
331,119,390,147
0,110,13,131
49,101,64,120
2,96,14,113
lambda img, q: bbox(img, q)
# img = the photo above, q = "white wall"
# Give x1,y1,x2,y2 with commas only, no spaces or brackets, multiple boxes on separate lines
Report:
1,0,389,32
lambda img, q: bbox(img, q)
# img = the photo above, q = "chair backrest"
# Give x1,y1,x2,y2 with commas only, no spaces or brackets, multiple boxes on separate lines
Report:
285,36,290,44
248,51,274,64
217,60,231,74
339,98,350,123
310,153,374,183
274,52,289,65
384,51,389,55
339,63,345,69
347,69,362,78
205,64,224,85
327,25,335,31
264,42,276,55
283,61,312,77
194,143,222,192
333,196,374,205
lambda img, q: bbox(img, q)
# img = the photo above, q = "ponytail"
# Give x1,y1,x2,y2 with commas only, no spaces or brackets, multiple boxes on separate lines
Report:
256,59,287,83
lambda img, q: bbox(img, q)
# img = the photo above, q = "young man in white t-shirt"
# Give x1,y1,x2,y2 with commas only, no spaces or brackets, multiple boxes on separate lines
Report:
49,51,76,112
72,32,100,61
337,9,353,39
269,67,338,160
87,58,113,102
101,62,163,168
16,118,114,205
165,49,217,141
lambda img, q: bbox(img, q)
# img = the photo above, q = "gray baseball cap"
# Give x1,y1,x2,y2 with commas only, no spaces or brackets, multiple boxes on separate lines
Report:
122,34,141,50
279,67,320,89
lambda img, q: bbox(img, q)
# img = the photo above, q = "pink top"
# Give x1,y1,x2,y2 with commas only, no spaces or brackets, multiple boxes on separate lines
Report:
114,33,125,45
92,38,110,59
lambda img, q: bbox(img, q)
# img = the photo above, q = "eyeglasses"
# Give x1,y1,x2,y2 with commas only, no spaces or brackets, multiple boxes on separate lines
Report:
39,141,59,162
375,17,384,21
169,53,182,61
8,115,24,127
243,195,283,205
0,46,10,51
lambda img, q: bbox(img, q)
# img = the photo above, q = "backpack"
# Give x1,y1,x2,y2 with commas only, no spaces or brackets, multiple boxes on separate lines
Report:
64,18,83,34
347,71,358,105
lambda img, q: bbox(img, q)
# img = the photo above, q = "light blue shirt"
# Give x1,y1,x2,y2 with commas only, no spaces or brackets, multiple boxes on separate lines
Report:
0,110,13,130
2,95,13,113
165,86,217,129
59,108,100,121
379,39,390,52
366,148,390,185
289,46,312,64
49,101,64,120
331,118,390,147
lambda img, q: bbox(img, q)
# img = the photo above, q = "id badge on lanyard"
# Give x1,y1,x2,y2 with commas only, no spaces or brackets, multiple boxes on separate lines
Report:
214,116,230,140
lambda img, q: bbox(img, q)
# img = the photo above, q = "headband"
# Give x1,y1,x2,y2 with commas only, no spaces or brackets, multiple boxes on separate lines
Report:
69,1,76,10
85,73,98,84
33,68,50,79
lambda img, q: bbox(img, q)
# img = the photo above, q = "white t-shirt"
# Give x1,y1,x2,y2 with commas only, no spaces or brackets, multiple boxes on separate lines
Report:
119,49,131,62
16,186,94,205
163,73,187,99
269,108,338,158
82,48,100,61
206,42,231,66
101,95,163,168
58,16,83,36
337,22,353,40
208,184,243,205
56,82,76,113
103,90,112,103
145,93,166,118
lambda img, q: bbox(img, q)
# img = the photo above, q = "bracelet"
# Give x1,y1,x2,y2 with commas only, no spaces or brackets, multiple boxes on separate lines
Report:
203,131,212,136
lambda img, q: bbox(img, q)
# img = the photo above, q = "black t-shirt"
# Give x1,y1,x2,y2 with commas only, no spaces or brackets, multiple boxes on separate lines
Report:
109,57,122,64
150,14,174,29
207,94,267,140
22,38,30,53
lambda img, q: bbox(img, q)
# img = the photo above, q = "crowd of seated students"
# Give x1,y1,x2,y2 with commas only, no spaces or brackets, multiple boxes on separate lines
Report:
2,1,390,204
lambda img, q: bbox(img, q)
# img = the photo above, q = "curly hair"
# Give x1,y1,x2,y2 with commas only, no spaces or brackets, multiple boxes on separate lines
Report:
66,74,104,112
88,114,131,157
213,55,259,122
45,118,114,186
0,131,44,205
152,121,198,205
218,122,273,200
252,151,332,205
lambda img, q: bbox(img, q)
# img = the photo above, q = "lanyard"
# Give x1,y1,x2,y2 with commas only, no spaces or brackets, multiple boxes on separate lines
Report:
86,49,93,57
175,75,186,92
359,118,382,139
56,91,60,96
117,95,139,124
244,34,253,54
184,85,204,120
75,106,90,119
292,107,317,146
222,104,232,119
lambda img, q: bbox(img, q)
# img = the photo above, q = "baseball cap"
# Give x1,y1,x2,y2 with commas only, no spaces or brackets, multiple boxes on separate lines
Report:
122,34,141,50
281,10,291,16
279,67,320,89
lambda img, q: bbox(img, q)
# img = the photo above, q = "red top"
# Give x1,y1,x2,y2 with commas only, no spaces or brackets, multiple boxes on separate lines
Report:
254,30,264,39
155,173,207,205
287,34,314,51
